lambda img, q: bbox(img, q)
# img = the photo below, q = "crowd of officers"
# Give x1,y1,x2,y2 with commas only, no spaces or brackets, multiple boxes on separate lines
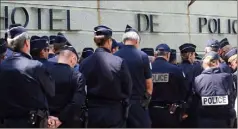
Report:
0,23,237,128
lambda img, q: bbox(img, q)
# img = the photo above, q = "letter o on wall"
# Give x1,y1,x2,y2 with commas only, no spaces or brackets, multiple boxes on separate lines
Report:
11,7,29,27
208,19,217,33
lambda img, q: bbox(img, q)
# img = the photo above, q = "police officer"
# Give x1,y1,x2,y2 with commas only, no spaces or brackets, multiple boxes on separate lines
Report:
194,51,236,128
0,25,55,128
141,48,155,64
149,44,187,128
169,49,177,65
219,38,233,59
0,38,7,63
224,48,238,128
48,35,57,58
30,36,50,64
47,45,86,128
111,39,119,54
205,39,231,73
80,47,94,63
48,33,69,62
178,43,199,127
79,25,132,128
115,25,153,128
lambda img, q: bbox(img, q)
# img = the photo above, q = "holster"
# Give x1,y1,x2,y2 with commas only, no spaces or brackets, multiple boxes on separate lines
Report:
28,110,48,128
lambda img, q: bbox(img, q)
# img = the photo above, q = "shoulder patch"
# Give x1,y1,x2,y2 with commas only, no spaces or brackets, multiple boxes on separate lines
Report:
152,73,169,83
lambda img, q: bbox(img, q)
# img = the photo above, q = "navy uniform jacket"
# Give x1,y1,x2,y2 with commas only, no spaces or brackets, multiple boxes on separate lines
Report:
47,63,86,123
114,45,152,100
0,52,55,118
178,60,197,97
151,57,187,102
48,53,55,59
80,47,132,101
48,55,58,62
219,62,232,73
194,68,236,119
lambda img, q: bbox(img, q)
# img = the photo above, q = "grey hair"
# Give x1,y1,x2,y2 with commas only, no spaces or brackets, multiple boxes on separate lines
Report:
122,31,140,43
7,32,29,51
157,51,169,57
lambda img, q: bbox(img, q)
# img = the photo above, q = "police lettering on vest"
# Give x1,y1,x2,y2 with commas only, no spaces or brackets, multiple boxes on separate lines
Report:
201,95,229,106
152,73,169,83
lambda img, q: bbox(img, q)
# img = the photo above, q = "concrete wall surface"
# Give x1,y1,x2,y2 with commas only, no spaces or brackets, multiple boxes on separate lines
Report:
0,1,237,53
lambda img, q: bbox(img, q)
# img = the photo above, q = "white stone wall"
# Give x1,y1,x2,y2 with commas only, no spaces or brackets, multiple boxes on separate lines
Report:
0,1,237,54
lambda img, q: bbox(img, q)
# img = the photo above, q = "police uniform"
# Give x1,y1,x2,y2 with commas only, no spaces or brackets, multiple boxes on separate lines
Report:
149,44,187,128
194,51,236,128
81,47,94,60
0,25,55,128
47,45,86,128
30,37,49,62
79,25,132,128
178,43,199,128
114,25,152,128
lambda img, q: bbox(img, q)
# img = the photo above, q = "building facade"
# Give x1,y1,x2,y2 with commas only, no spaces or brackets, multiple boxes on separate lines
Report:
0,1,237,54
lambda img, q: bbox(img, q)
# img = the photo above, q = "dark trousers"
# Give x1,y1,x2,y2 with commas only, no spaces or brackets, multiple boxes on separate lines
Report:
127,103,151,128
197,117,235,128
149,107,180,128
87,104,125,128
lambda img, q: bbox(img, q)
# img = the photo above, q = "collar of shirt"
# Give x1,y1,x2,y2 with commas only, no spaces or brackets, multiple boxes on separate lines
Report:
155,57,167,62
95,47,111,53
13,51,32,59
182,60,192,64
202,67,221,74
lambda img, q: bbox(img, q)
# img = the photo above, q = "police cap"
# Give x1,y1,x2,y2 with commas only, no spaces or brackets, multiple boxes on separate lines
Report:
7,25,27,39
125,24,138,33
41,36,49,42
55,32,71,46
141,48,154,56
82,47,94,59
206,39,220,48
61,45,79,61
0,38,7,55
155,44,171,52
30,39,49,51
49,35,57,45
219,38,229,49
224,48,237,62
30,35,40,42
203,51,220,61
94,25,112,37
179,43,196,53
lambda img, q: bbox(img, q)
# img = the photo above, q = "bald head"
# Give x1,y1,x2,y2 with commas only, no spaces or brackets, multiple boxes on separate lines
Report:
58,50,78,68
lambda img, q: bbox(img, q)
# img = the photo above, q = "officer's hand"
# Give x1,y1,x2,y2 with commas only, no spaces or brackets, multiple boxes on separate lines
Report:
48,116,61,128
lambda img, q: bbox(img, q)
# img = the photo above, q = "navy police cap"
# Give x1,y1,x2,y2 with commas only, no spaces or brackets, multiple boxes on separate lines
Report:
0,38,7,54
141,48,154,56
206,39,220,48
112,39,119,49
41,36,49,42
155,44,171,52
49,35,57,44
61,45,79,61
219,38,229,49
30,39,49,51
82,47,94,59
224,48,237,62
54,35,67,44
94,25,112,37
30,35,40,42
203,51,220,61
125,24,138,33
179,43,196,53
7,25,27,39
